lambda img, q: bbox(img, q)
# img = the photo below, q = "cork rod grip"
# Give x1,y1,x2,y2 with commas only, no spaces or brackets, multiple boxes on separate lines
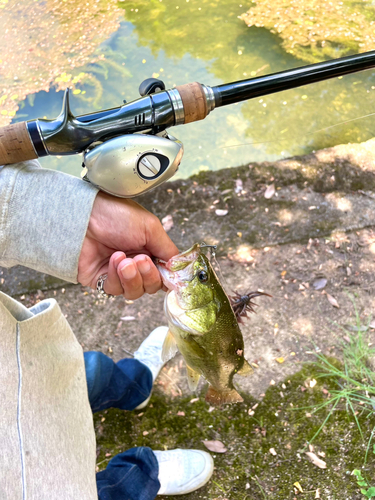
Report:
0,122,38,165
176,82,208,124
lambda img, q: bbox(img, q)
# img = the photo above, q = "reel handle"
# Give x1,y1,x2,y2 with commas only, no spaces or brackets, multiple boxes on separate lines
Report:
0,122,37,165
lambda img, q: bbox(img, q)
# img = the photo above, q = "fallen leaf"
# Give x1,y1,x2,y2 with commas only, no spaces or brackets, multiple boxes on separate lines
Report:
276,357,285,364
315,488,321,498
177,411,185,416
305,452,327,469
264,183,275,199
162,214,174,232
235,179,243,194
269,448,277,456
310,379,317,388
143,431,149,436
293,481,303,493
327,293,339,308
215,209,228,216
202,440,227,453
120,316,136,321
189,398,199,404
313,278,327,290
370,320,375,329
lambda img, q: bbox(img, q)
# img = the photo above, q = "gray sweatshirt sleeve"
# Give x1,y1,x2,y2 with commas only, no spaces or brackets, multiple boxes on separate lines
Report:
0,160,99,283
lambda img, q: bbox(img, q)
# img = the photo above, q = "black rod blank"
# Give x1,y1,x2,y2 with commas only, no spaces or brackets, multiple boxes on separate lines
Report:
212,50,375,107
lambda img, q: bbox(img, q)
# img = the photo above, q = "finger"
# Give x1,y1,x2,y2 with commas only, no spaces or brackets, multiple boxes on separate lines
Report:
103,252,126,296
118,258,145,300
145,217,179,262
133,255,163,295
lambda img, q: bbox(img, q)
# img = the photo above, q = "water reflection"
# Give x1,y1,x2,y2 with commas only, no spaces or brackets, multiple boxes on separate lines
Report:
1,0,375,178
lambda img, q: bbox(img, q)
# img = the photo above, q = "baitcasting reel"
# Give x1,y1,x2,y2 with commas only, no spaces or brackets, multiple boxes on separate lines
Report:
80,78,185,197
82,132,183,198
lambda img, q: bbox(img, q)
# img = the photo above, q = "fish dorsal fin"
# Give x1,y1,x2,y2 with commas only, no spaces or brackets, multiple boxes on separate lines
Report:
237,359,253,377
186,364,201,391
161,330,178,363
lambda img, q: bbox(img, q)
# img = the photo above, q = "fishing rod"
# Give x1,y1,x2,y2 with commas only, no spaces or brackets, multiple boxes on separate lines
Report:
1,50,375,198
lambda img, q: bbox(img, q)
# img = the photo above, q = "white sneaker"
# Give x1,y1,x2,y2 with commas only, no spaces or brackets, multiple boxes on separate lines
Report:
134,326,169,410
154,449,214,495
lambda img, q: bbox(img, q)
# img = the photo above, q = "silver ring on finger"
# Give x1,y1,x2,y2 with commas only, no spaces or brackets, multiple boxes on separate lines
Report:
96,274,114,299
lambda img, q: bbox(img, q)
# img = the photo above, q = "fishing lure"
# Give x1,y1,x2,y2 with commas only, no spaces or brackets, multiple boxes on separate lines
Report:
229,290,271,323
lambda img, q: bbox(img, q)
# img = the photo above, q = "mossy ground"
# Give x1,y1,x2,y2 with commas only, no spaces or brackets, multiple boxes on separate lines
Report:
94,363,374,499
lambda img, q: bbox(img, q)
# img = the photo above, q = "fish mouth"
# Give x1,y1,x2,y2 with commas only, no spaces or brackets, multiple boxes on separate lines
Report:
157,264,179,291
156,243,201,291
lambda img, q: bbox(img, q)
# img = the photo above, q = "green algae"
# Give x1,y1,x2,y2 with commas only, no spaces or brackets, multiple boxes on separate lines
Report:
94,363,375,499
240,0,375,65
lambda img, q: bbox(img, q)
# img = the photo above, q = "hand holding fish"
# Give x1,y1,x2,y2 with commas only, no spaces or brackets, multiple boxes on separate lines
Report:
78,192,179,299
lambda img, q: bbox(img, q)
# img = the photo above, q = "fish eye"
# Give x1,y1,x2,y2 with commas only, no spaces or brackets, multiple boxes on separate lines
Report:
198,270,208,283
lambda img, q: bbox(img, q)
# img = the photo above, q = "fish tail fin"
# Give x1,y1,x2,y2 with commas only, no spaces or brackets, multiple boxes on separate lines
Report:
161,329,178,362
205,386,243,406
237,359,253,377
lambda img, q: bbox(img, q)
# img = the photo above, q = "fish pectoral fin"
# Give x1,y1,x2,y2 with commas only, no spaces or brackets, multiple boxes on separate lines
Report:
161,330,178,363
186,364,201,391
237,359,253,377
205,386,243,406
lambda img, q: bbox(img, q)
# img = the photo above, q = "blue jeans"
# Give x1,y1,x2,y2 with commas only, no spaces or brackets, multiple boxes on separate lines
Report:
84,352,161,500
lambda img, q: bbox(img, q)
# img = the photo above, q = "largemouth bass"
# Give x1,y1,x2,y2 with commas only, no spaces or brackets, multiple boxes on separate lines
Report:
157,243,253,406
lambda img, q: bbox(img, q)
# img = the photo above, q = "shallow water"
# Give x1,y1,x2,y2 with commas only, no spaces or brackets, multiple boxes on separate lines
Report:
2,0,375,179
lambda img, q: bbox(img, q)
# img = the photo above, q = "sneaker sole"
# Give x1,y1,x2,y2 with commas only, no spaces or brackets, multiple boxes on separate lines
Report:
134,394,151,410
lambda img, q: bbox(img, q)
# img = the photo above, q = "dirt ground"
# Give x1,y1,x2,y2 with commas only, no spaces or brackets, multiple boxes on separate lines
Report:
2,138,375,498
